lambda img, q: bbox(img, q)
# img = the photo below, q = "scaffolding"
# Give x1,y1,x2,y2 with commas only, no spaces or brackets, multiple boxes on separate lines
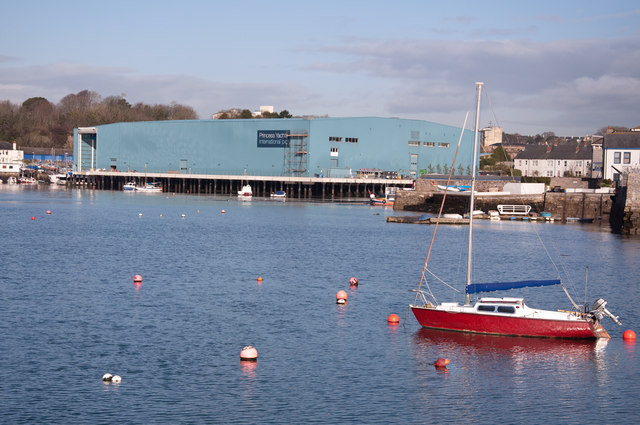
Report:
283,131,309,176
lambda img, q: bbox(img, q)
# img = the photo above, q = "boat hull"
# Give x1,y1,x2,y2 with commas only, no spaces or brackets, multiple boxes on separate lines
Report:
410,306,598,339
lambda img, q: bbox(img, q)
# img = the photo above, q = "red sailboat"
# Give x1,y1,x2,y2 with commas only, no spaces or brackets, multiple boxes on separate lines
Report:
410,82,621,339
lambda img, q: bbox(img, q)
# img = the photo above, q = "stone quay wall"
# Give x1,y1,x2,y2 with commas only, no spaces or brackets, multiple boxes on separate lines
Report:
622,173,640,234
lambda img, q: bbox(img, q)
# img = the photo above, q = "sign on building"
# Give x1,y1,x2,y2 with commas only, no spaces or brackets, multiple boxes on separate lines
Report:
257,130,290,148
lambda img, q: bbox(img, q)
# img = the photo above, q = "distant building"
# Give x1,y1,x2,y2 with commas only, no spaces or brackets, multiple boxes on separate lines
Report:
603,131,640,181
513,141,593,178
0,141,23,178
480,125,502,151
73,117,477,179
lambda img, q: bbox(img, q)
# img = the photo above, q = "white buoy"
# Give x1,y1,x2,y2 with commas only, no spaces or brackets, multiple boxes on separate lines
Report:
181,214,186,218
102,373,113,382
111,375,122,383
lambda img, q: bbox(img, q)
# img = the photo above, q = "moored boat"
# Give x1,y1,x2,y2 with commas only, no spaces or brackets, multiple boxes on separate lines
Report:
409,82,620,339
123,181,136,191
238,184,252,198
135,182,162,192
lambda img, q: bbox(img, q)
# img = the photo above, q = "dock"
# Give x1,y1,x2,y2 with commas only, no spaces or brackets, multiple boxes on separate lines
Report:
67,170,414,199
385,214,560,224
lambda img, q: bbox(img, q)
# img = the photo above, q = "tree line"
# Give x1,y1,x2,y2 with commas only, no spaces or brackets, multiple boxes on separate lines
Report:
0,90,198,148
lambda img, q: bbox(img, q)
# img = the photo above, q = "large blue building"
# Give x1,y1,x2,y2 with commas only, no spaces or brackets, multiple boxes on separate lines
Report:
74,117,475,178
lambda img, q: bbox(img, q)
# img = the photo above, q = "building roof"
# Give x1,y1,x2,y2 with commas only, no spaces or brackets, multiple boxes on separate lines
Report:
514,142,593,160
604,132,640,149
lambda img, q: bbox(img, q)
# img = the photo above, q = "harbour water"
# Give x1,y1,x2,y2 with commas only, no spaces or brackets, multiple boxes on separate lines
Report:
1,186,640,424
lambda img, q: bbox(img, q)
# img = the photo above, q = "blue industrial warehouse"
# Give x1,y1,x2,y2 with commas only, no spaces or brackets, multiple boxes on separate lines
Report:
74,117,475,178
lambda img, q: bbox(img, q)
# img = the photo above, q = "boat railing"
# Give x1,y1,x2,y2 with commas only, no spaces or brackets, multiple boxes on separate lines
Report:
497,204,531,215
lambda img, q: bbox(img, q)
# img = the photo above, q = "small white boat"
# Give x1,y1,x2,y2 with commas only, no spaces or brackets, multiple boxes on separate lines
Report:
238,184,252,197
270,190,286,199
7,176,17,184
135,182,162,192
123,182,136,191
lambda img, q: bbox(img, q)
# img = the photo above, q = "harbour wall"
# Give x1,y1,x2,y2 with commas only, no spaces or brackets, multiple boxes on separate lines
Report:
610,172,640,234
396,179,613,222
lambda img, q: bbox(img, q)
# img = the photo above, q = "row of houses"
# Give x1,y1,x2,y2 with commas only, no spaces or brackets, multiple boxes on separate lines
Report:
511,130,640,181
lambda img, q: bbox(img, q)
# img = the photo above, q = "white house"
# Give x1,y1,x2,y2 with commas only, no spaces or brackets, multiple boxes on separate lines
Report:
513,142,593,178
603,131,640,181
0,141,24,176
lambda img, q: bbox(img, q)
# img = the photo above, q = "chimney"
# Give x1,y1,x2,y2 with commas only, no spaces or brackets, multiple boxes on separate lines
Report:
13,142,17,150
546,145,552,153
575,144,579,154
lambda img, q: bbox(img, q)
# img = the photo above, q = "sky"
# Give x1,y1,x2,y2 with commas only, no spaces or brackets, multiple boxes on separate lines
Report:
1,0,639,136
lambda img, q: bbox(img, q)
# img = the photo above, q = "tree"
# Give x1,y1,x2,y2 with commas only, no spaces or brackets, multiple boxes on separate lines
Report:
240,109,253,119
278,110,292,118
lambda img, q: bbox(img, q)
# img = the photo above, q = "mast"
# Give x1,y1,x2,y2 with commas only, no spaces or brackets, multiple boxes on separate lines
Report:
465,82,483,304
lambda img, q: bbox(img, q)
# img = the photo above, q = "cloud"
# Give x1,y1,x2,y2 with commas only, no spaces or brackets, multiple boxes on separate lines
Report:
0,62,313,118
309,36,640,133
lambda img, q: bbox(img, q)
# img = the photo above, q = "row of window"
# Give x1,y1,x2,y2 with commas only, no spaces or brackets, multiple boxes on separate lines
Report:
613,152,632,164
329,137,358,143
408,141,450,148
519,160,589,167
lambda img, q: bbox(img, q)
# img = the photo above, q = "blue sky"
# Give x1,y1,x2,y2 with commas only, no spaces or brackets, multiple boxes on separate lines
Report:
1,0,639,136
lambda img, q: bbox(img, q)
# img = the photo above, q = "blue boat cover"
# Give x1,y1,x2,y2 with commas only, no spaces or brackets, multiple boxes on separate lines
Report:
466,279,561,294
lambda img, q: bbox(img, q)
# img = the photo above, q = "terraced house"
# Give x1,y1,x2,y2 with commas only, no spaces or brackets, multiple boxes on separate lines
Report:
513,141,593,178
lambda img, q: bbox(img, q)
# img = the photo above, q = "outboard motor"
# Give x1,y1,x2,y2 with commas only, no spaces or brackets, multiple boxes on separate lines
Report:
592,298,621,325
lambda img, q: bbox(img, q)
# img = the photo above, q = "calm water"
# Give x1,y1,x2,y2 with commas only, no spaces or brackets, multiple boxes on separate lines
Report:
1,186,639,424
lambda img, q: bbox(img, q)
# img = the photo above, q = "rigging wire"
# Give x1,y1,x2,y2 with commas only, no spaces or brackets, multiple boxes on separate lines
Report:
414,111,470,304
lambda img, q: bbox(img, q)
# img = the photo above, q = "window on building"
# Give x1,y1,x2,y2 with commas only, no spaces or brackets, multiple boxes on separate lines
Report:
546,170,553,177
345,137,358,143
330,147,338,153
564,161,568,166
614,152,621,164
624,152,631,164
532,160,538,166
576,160,582,166
329,136,342,142
547,160,553,166
438,143,450,148
408,140,420,147
424,142,435,147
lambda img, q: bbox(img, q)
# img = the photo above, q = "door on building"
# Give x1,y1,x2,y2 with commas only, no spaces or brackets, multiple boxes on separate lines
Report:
410,154,418,178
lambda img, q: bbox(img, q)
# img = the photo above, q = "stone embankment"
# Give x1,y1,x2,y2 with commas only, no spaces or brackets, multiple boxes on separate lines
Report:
394,177,613,223
610,172,640,235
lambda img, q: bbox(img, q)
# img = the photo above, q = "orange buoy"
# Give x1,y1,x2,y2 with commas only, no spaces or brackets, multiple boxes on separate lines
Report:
221,209,226,214
46,210,51,215
257,277,263,282
133,274,143,283
336,290,348,304
434,358,450,368
387,313,400,324
240,345,258,361
623,329,636,341
349,277,358,286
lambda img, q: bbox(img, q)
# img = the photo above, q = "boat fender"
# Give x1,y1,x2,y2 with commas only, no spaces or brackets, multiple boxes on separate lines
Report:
430,180,436,186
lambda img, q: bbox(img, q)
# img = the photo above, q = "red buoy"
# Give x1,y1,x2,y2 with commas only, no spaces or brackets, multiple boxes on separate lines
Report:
257,276,263,282
623,329,636,341
336,290,348,304
349,277,358,286
133,274,143,283
240,345,258,361
387,313,400,324
434,358,450,368
46,210,52,215
31,216,35,221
